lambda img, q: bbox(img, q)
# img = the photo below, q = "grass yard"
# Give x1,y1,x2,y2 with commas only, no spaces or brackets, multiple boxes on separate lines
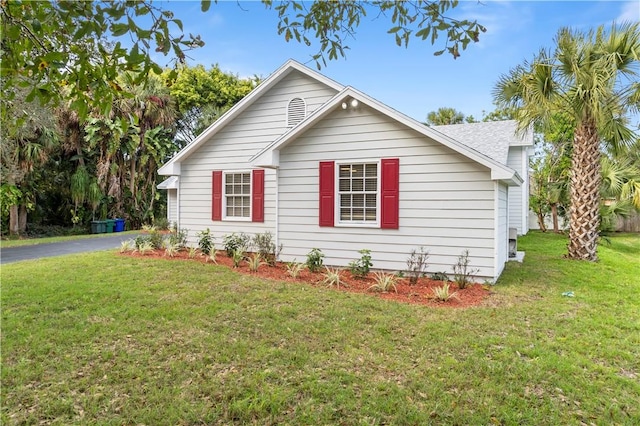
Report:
1,232,639,425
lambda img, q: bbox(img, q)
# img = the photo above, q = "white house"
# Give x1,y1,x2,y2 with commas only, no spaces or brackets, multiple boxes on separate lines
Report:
158,60,533,282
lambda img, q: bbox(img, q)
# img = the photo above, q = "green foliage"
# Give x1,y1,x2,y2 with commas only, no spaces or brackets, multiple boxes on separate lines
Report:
197,228,214,255
231,248,245,268
424,107,466,126
167,228,188,249
188,246,198,259
305,248,325,273
247,253,264,272
252,231,282,266
1,1,204,119
494,22,640,260
120,239,135,253
286,261,305,279
205,250,218,264
271,0,485,67
431,271,449,281
147,229,165,250
431,281,458,302
452,250,479,289
163,65,257,144
164,242,181,258
406,247,429,285
138,240,154,255
368,272,398,293
154,217,170,230
321,267,343,287
223,232,251,257
348,249,373,279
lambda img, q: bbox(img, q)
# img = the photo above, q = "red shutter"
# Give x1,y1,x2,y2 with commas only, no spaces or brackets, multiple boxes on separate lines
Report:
319,161,335,227
252,169,264,222
381,158,399,229
212,170,222,221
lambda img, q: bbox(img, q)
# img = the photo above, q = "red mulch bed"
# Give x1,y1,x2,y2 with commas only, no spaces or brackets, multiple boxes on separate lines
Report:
121,249,491,308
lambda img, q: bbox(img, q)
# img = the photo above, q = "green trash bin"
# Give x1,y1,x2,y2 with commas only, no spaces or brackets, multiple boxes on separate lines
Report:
95,221,107,233
91,221,101,234
105,219,116,233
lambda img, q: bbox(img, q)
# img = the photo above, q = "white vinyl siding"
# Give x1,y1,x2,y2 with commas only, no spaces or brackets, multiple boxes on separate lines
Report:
177,70,338,244
495,182,509,279
507,146,528,234
277,104,501,281
167,189,178,226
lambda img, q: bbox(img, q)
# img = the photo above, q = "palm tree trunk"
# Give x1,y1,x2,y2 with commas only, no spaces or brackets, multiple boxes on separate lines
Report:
568,119,601,260
551,203,560,233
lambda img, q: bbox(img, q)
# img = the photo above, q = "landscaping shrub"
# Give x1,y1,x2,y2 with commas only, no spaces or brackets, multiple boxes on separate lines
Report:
406,246,429,285
223,232,251,257
252,231,282,266
197,228,214,255
348,249,373,279
452,249,479,289
305,248,324,272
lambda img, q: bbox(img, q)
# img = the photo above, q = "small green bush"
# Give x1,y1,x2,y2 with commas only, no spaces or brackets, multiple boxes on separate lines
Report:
306,248,325,273
348,249,373,279
247,253,264,272
252,231,282,266
232,248,245,268
197,228,214,255
223,233,251,257
154,217,170,231
432,282,459,302
286,261,305,279
168,228,188,248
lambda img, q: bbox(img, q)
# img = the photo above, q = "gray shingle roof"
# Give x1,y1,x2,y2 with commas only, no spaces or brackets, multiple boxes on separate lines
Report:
432,120,533,165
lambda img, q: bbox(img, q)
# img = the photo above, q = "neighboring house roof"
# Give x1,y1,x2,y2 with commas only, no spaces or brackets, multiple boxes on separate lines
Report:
250,86,523,185
157,176,179,190
158,59,344,175
432,120,534,165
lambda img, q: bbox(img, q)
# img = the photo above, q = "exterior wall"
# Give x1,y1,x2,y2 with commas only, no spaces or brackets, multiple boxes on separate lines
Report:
277,105,500,280
507,146,528,235
167,189,178,227
177,71,338,244
495,182,509,279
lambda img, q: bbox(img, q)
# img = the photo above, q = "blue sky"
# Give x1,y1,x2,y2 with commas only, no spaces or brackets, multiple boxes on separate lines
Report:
160,0,639,123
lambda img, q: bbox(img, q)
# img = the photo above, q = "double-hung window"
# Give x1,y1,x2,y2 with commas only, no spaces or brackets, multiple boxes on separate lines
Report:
338,162,379,224
212,169,264,222
224,172,251,219
319,158,398,229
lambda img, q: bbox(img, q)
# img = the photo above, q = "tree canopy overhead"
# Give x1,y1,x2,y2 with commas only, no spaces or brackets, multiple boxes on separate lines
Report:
1,0,484,120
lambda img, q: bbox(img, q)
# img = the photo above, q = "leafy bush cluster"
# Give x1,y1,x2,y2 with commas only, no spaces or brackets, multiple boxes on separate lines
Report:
305,248,325,272
222,232,251,257
348,249,373,279
197,228,214,255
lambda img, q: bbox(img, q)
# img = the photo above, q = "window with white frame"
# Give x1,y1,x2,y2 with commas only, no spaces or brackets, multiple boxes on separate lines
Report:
224,172,251,218
338,162,378,222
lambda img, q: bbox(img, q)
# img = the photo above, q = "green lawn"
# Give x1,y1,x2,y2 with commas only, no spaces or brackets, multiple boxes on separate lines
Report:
2,232,639,425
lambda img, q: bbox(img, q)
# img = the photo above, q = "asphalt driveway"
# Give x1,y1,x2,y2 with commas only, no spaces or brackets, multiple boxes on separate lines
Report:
0,234,138,265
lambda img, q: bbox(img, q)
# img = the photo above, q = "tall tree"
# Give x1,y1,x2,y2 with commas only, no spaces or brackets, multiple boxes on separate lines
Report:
0,89,58,235
163,65,256,144
494,23,640,261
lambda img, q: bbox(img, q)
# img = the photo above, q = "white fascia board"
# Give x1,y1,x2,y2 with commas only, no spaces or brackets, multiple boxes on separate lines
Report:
158,59,343,174
158,162,180,176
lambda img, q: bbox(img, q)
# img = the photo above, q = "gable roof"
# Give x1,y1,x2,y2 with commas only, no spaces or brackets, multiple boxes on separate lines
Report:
250,86,523,185
432,120,534,164
158,59,344,175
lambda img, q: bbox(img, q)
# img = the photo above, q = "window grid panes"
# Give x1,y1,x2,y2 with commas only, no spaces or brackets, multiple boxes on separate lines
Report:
338,163,377,222
225,173,250,218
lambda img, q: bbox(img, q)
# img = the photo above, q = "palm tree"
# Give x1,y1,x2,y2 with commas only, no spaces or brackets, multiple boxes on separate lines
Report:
424,107,466,126
494,23,640,261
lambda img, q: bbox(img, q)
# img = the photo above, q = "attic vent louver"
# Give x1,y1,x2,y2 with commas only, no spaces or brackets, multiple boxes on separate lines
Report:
287,97,306,126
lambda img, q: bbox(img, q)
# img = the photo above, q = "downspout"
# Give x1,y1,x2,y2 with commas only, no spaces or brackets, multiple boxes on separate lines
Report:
493,181,500,283
275,167,280,260
177,179,180,230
